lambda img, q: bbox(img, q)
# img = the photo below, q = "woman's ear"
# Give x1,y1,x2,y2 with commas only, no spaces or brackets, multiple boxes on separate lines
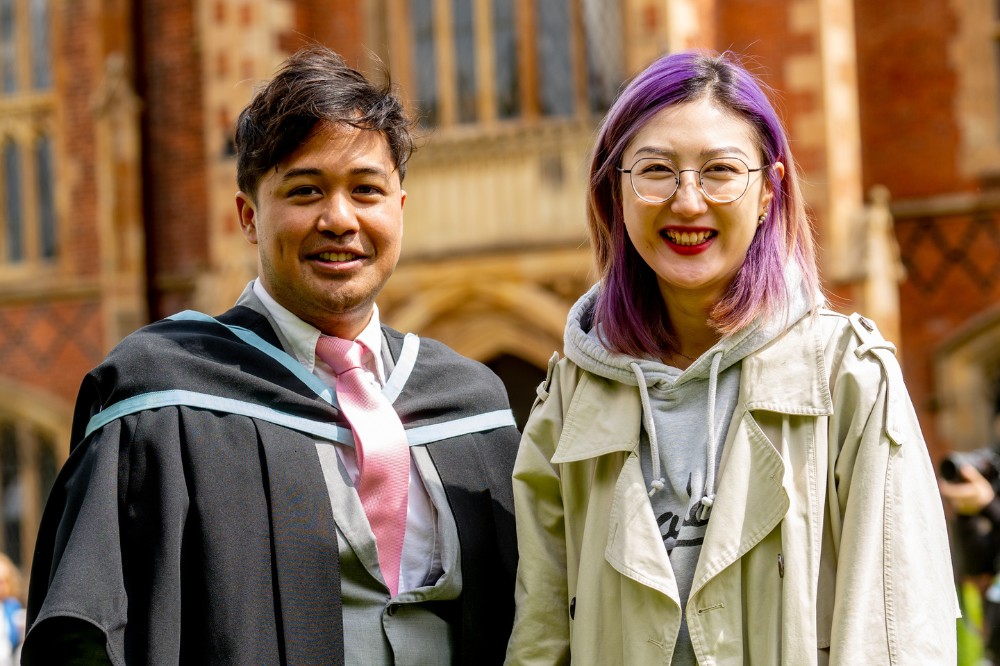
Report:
760,161,785,214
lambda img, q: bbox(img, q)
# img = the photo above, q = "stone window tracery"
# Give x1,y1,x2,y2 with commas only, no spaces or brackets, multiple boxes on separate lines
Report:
383,0,624,128
951,0,1000,178
0,0,56,271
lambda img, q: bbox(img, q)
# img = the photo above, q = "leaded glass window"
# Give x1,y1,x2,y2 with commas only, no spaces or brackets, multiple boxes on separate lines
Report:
391,0,623,128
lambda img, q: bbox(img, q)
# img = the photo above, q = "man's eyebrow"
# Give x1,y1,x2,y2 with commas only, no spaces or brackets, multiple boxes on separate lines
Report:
277,165,390,181
278,167,322,182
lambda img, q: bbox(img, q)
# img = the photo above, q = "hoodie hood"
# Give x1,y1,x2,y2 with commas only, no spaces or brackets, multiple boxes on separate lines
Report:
565,261,819,387
564,263,821,512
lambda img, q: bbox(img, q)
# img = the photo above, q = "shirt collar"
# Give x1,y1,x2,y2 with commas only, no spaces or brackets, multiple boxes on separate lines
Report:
251,279,386,384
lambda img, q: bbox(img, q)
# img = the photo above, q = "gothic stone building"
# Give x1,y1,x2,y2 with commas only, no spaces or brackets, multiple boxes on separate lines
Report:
0,0,997,579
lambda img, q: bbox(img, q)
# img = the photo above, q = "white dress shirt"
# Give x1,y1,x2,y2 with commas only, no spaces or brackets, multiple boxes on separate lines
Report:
252,279,441,594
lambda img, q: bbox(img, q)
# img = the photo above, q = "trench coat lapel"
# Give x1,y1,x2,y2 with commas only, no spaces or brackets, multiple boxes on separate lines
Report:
550,373,680,602
690,412,789,595
605,452,681,601
691,312,833,595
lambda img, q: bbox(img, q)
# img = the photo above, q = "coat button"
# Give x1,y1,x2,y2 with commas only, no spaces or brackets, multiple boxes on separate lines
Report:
386,603,399,616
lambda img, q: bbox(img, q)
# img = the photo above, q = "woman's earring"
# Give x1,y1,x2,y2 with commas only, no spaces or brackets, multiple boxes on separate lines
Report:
758,212,767,226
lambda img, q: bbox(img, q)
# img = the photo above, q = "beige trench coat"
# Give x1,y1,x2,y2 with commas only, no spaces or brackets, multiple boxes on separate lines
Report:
505,310,957,665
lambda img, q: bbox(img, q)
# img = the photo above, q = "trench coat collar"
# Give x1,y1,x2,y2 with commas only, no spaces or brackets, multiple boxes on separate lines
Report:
738,310,834,417
551,311,832,465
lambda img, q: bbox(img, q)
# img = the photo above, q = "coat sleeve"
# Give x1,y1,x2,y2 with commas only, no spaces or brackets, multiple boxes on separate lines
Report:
826,316,958,664
505,356,573,666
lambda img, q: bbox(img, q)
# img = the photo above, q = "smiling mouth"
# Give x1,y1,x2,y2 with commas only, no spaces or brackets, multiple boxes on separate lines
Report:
316,251,361,262
661,229,717,246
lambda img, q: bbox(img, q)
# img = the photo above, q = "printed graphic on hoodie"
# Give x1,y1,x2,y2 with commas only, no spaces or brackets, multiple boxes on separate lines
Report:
656,473,710,553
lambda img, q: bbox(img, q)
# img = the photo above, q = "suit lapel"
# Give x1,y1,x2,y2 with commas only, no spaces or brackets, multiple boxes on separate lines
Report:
257,419,345,664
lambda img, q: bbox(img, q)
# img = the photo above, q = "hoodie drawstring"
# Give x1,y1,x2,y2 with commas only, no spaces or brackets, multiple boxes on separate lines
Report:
697,351,725,520
630,362,666,497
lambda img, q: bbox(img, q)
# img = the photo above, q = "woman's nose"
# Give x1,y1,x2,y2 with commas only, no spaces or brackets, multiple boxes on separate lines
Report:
670,171,709,216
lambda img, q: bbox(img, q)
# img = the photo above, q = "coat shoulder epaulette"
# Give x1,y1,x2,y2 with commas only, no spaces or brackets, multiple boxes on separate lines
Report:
845,312,910,446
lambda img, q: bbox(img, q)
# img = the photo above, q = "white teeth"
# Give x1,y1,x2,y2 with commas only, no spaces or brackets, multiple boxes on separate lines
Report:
318,252,356,262
664,230,713,246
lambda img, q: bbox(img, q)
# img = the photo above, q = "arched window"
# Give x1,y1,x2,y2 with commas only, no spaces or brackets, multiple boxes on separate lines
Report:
0,0,15,94
3,139,23,263
387,0,624,128
29,0,52,90
0,0,57,270
35,134,56,259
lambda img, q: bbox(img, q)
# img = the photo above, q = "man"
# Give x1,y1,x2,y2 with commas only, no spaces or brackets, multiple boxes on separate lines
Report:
23,46,520,665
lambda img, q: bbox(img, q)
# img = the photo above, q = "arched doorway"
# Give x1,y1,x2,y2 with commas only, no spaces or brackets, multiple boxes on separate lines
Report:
0,381,71,578
382,272,583,431
935,305,1000,454
486,354,547,431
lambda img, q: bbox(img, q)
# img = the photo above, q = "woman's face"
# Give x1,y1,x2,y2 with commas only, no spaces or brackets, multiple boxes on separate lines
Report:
620,97,783,308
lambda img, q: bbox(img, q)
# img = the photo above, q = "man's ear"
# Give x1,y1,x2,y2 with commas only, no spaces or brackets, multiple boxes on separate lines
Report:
236,192,258,244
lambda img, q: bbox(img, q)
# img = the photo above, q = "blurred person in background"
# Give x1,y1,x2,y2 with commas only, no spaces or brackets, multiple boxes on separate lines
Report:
0,553,24,666
505,50,957,664
940,401,1000,661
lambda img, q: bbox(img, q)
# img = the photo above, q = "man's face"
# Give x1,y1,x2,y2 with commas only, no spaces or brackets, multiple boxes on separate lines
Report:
237,121,405,339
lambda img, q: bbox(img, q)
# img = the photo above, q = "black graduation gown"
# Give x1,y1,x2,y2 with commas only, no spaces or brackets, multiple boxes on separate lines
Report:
23,304,520,665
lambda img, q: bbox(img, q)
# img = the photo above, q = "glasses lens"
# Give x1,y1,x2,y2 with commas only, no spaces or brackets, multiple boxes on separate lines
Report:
628,158,677,203
700,157,750,203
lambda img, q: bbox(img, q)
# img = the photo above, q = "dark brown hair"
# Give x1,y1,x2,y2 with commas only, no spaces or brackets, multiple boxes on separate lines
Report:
235,45,415,197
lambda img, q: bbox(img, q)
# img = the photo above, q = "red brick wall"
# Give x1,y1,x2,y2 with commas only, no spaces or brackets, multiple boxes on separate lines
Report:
853,0,990,460
854,0,965,199
894,212,1000,458
0,0,106,406
283,0,365,65
716,1,825,177
0,300,104,404
61,0,99,279
139,0,209,319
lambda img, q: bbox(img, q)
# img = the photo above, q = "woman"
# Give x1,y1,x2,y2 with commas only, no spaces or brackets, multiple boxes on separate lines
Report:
505,51,956,665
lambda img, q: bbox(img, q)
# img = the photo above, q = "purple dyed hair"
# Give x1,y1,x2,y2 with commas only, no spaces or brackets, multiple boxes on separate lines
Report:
588,50,820,358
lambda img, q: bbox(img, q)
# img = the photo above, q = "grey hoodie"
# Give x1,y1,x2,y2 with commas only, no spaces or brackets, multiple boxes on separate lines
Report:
563,269,816,665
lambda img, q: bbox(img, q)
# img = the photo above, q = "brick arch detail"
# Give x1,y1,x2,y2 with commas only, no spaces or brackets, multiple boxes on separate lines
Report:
0,378,72,459
934,304,1000,452
384,280,571,368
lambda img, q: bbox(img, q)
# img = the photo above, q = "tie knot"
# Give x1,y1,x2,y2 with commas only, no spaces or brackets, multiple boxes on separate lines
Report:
316,336,367,376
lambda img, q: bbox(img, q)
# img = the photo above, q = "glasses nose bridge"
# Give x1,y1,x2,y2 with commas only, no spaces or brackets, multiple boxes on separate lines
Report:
672,167,704,198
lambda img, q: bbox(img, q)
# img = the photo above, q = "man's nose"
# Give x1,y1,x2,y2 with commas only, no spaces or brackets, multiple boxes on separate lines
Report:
318,193,359,234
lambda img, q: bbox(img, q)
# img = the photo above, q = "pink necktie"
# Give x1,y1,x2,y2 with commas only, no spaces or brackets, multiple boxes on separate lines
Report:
316,336,410,597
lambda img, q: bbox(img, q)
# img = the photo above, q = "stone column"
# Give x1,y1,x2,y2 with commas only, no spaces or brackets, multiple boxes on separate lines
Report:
858,185,904,349
91,39,147,348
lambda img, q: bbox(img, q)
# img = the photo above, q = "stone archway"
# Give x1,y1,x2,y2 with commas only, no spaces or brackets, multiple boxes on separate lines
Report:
379,251,594,428
0,380,72,576
934,304,1000,453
